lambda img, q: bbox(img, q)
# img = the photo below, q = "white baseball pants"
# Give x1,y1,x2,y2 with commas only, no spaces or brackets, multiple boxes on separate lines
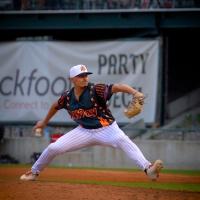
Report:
32,122,151,174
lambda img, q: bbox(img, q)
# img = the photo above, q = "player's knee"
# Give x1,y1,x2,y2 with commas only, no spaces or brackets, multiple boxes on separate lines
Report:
47,143,63,154
116,134,130,145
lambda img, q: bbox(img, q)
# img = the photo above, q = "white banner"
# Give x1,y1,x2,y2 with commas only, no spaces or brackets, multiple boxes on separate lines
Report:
0,40,160,123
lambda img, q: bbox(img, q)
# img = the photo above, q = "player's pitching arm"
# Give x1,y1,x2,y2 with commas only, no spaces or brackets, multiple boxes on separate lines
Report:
33,101,59,132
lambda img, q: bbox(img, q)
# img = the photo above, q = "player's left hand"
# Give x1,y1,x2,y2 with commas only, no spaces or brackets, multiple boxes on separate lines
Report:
124,92,145,118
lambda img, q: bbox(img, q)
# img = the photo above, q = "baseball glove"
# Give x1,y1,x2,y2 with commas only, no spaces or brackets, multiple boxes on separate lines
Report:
124,94,145,118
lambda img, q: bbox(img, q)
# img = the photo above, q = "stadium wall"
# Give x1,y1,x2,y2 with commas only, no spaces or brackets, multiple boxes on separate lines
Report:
0,138,199,169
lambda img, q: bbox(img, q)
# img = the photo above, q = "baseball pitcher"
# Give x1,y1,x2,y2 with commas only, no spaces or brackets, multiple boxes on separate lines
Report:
20,64,163,181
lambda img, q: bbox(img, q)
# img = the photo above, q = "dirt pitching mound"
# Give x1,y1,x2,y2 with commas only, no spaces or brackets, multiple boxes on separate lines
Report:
0,166,200,200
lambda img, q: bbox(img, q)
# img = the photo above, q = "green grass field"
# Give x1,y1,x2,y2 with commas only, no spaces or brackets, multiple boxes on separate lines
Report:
1,164,200,192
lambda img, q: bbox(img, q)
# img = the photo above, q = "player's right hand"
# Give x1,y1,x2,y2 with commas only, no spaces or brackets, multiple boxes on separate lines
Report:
33,121,45,130
33,120,46,137
33,120,46,131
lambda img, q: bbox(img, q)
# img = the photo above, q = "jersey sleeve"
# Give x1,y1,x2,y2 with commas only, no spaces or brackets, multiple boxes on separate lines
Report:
94,83,113,103
55,91,68,110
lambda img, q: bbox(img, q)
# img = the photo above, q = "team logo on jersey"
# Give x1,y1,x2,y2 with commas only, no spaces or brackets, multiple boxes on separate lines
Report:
69,107,97,120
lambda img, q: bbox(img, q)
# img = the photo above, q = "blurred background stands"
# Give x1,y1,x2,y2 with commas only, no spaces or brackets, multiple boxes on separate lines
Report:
0,0,199,11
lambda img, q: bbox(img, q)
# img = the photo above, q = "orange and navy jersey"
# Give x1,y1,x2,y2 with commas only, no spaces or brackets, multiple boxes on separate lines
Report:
56,83,115,129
